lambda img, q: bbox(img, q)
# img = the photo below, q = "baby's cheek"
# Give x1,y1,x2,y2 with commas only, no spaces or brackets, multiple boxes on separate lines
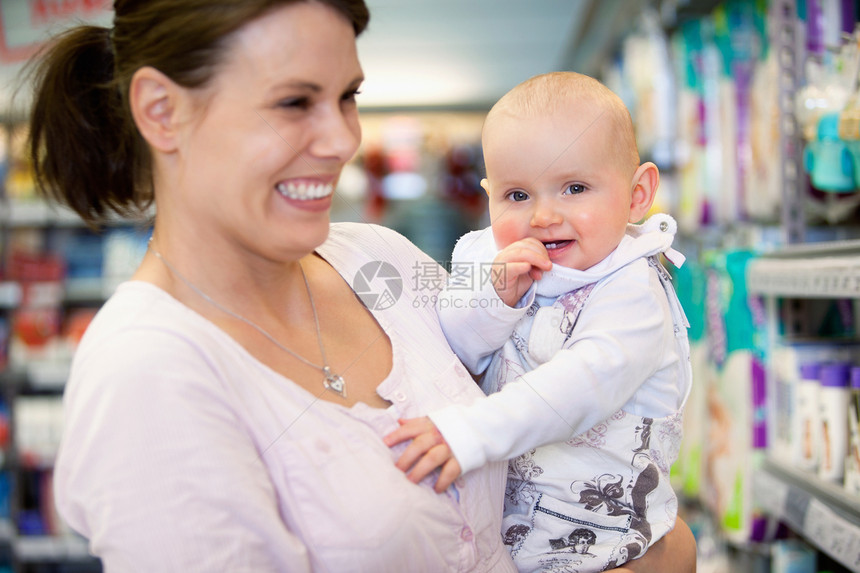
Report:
490,217,523,250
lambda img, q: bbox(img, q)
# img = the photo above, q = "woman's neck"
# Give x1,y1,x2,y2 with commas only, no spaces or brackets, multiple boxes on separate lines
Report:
138,227,319,328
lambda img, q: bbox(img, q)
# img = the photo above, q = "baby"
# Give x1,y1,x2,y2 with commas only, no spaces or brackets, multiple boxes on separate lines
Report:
386,71,692,572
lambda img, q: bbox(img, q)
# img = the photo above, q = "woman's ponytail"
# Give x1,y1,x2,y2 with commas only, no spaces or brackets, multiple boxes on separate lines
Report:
27,26,148,227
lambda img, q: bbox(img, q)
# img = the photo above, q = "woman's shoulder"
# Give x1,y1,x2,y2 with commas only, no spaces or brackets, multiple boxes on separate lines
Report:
322,222,437,275
326,222,415,252
65,281,251,412
85,281,203,334
74,282,225,369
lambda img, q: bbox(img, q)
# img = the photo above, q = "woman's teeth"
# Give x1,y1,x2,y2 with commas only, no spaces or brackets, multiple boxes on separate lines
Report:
276,182,334,200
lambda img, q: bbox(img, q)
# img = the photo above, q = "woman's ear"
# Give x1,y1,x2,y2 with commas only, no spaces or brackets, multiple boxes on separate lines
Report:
129,66,187,153
628,162,659,223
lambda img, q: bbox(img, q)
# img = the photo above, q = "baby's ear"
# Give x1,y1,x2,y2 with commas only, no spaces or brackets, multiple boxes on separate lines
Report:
480,178,490,196
629,162,659,223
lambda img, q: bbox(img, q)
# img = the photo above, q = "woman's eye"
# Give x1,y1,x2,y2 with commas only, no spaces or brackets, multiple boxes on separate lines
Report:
342,89,361,103
565,184,585,195
279,97,310,109
508,190,529,202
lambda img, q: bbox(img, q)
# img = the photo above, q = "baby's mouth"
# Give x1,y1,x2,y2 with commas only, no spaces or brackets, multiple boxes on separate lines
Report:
275,181,334,200
543,240,572,250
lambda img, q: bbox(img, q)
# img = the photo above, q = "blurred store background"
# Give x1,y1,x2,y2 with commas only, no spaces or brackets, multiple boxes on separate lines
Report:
4,0,860,572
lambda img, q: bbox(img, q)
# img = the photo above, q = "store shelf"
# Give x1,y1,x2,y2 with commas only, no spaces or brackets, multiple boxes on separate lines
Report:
64,277,113,304
747,239,860,298
749,240,860,571
0,278,116,307
4,200,83,228
15,534,95,563
0,284,19,310
0,521,13,543
4,198,153,229
0,363,69,392
754,458,860,571
22,361,69,391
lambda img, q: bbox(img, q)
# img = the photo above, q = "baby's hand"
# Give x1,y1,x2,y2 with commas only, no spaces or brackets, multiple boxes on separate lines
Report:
493,238,552,307
383,417,462,493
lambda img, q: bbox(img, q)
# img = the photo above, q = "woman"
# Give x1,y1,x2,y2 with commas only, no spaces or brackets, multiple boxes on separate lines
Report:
28,0,696,570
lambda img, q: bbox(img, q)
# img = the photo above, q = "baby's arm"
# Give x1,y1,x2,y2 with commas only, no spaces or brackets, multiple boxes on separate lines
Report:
401,266,672,488
438,234,550,374
396,239,552,488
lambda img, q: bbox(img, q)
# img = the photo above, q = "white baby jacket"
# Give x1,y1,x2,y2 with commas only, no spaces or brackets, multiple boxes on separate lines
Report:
432,214,692,572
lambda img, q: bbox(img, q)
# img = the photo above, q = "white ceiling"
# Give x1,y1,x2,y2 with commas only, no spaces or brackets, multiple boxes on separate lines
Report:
355,0,723,110
0,0,719,113
357,0,596,109
357,0,588,108
0,0,609,113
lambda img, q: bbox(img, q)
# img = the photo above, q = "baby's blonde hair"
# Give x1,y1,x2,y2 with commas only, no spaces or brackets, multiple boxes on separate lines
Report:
483,71,640,176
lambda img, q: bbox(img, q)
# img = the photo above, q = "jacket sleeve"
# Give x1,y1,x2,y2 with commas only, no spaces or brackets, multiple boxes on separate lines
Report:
430,265,669,475
437,228,532,374
438,274,532,374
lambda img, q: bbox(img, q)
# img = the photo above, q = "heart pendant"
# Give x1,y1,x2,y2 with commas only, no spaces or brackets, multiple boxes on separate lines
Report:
323,367,346,398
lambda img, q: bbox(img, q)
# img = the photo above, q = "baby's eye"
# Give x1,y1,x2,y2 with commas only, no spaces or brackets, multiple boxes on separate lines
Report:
564,184,586,195
507,190,529,202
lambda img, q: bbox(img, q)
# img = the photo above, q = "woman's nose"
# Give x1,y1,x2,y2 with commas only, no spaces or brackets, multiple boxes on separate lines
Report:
310,106,361,162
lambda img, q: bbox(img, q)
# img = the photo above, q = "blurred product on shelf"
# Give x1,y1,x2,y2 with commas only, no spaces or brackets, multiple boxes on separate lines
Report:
748,245,860,571
804,113,856,193
0,319,7,372
343,112,487,263
5,251,64,378
847,367,860,495
798,360,823,472
671,258,708,501
698,249,770,545
771,538,818,572
3,124,35,203
819,362,851,483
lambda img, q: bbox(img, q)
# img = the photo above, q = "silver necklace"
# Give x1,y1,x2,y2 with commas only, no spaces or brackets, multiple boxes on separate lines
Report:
148,239,347,398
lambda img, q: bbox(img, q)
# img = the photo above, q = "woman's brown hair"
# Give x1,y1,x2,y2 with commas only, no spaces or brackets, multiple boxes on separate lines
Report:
26,0,370,227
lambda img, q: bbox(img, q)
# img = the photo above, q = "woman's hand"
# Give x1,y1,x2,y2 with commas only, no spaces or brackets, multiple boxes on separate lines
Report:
383,417,462,493
610,516,697,572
